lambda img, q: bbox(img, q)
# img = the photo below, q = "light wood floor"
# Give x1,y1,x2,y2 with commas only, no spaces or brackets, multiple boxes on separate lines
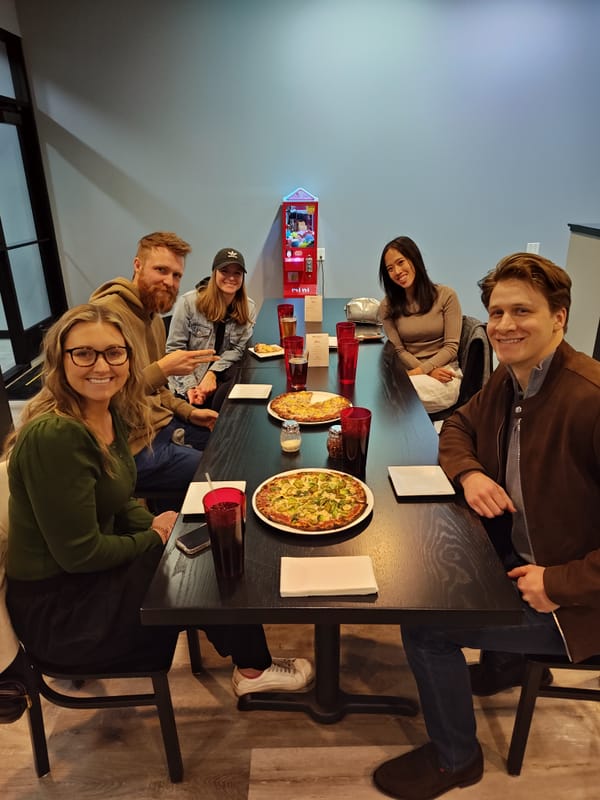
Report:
1,624,599,799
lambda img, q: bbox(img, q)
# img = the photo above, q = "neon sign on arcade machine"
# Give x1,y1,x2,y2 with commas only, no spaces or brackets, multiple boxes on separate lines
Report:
282,187,318,297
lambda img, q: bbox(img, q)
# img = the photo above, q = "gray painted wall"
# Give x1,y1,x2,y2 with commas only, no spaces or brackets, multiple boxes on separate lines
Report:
12,0,600,319
0,0,19,34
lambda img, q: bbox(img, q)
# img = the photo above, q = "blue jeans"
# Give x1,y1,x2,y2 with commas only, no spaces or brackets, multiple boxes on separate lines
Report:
401,600,566,771
134,419,209,509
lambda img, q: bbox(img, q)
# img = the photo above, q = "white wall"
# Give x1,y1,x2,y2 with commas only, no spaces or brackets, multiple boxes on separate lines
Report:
0,0,19,34
14,0,600,320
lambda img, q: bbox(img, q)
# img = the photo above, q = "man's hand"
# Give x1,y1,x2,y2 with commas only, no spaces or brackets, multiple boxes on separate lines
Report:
460,471,517,518
507,564,559,613
429,367,455,383
189,408,218,430
157,349,217,377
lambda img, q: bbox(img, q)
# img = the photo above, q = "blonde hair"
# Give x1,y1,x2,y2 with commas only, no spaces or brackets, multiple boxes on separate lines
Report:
4,304,154,470
196,271,252,325
135,231,192,263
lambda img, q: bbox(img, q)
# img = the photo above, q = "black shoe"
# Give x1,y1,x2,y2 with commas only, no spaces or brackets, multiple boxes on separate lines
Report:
469,661,553,696
373,742,483,800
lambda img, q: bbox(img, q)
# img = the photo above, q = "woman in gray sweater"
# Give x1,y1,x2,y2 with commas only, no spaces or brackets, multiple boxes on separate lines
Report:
379,236,463,413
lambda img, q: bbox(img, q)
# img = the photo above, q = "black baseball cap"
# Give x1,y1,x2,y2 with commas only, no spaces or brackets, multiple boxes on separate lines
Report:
212,248,246,273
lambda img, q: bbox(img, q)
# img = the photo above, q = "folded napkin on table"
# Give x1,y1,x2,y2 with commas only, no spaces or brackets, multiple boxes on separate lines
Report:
280,555,378,597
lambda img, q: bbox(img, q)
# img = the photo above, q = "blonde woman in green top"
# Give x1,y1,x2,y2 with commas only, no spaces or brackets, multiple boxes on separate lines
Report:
5,304,312,694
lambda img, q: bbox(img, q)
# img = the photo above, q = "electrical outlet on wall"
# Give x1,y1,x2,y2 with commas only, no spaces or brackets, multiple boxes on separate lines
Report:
317,248,325,261
526,242,540,254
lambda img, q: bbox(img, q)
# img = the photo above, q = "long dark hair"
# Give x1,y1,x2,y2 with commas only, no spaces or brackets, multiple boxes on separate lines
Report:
378,236,438,318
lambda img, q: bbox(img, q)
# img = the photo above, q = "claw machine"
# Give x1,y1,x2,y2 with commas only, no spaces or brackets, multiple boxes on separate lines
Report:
282,187,318,297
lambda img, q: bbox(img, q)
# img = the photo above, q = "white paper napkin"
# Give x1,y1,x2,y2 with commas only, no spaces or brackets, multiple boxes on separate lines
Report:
228,384,272,400
387,466,455,497
280,555,378,597
181,481,247,515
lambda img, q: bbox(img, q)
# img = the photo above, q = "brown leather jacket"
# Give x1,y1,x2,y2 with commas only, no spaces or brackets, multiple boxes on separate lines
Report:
439,341,600,662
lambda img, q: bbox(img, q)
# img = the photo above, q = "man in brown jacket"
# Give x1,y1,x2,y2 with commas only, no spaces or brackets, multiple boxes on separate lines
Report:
373,253,600,799
91,232,218,507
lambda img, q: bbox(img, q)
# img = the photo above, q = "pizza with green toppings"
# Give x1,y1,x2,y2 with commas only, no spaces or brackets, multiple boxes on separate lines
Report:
254,469,369,532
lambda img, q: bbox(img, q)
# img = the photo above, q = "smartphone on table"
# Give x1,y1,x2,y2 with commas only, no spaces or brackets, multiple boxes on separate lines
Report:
175,524,210,556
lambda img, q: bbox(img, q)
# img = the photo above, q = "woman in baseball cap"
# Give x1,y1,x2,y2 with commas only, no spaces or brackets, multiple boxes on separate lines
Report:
166,247,255,410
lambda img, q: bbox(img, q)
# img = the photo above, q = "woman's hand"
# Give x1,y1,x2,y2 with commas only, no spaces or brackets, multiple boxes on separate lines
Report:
507,565,559,613
429,367,456,383
152,510,178,544
460,471,517,518
187,372,218,406
187,386,208,405
407,366,425,376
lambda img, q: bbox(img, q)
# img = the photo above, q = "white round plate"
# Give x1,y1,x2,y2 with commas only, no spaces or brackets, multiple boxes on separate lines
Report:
249,345,284,359
252,468,374,535
267,391,351,425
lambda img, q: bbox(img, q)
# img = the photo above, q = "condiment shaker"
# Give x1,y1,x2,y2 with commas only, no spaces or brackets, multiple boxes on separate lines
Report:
280,419,301,453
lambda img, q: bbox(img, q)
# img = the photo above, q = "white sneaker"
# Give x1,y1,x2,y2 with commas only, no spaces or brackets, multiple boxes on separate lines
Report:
232,657,314,697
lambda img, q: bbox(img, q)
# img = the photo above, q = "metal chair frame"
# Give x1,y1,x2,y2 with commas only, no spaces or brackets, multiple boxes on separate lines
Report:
23,629,202,783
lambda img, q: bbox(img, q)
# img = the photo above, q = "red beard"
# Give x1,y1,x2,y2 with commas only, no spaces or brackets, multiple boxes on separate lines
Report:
137,283,178,314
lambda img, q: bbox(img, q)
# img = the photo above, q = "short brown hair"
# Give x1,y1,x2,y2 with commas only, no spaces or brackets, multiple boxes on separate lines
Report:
479,252,571,328
135,231,192,262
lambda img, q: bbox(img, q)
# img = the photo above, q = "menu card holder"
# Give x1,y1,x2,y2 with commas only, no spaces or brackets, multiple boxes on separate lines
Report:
305,333,329,367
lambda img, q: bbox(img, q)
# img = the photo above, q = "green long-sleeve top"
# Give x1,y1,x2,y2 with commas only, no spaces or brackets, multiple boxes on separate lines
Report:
7,411,162,580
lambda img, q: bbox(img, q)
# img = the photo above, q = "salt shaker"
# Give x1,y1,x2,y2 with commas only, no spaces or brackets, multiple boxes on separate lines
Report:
280,420,301,453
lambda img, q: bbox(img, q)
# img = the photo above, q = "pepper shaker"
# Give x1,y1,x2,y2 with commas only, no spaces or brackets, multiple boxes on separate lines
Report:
327,424,343,459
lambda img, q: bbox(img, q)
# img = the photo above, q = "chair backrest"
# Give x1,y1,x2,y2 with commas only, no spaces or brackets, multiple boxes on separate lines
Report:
455,315,493,407
0,459,20,672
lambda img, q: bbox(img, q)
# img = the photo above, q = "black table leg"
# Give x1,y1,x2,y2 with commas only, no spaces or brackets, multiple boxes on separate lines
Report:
237,623,419,724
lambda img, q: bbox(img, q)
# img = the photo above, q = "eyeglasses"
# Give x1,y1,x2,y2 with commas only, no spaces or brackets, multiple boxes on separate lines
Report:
65,346,130,367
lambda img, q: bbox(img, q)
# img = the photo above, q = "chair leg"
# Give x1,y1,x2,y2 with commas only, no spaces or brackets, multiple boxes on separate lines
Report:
26,682,50,777
186,629,203,674
507,660,546,775
152,672,183,783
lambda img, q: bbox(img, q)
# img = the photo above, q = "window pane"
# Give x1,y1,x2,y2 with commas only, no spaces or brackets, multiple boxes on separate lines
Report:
0,338,16,373
0,42,15,99
0,123,37,245
9,245,51,329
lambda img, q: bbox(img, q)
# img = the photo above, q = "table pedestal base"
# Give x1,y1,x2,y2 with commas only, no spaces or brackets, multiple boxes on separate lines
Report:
236,623,419,724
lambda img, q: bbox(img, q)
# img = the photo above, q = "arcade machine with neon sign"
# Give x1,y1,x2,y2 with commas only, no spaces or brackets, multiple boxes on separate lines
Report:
282,187,318,297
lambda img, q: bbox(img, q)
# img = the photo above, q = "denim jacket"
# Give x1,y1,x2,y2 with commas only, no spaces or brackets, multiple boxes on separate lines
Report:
166,289,256,396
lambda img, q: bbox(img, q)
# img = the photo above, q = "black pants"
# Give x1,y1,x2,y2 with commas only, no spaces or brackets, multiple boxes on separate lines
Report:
7,548,271,671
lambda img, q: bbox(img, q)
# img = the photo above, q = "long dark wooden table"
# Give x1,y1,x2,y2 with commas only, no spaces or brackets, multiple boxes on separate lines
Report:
141,298,522,723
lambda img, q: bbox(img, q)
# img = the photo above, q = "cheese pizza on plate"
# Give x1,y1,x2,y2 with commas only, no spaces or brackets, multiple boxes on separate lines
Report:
269,391,351,423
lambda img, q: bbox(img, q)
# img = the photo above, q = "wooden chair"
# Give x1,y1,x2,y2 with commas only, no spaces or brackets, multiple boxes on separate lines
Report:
507,653,600,775
0,459,203,782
